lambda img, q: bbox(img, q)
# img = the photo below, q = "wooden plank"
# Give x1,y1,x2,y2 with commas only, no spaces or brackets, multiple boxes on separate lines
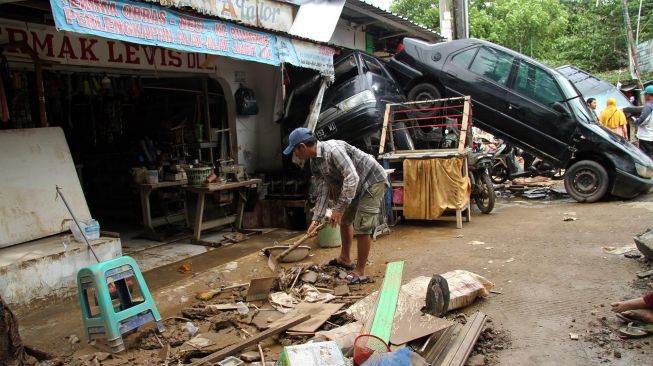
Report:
435,311,486,366
268,302,344,333
424,324,461,363
188,314,310,366
378,103,392,157
370,261,404,343
457,96,470,154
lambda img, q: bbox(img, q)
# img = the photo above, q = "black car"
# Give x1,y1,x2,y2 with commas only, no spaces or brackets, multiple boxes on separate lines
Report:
281,50,414,154
387,37,653,202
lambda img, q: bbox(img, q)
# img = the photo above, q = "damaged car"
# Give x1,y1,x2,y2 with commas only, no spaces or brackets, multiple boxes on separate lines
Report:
280,50,414,154
386,37,653,202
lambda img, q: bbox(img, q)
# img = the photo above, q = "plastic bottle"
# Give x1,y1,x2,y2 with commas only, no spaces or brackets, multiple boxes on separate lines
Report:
236,301,249,315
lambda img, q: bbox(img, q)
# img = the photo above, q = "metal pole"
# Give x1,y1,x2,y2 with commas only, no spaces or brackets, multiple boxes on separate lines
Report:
56,186,100,263
622,0,644,91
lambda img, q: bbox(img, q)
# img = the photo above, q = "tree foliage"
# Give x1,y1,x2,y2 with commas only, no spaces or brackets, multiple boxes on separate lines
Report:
389,0,653,74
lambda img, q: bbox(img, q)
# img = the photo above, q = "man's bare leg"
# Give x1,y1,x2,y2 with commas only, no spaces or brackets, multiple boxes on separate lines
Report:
337,224,354,266
354,234,371,277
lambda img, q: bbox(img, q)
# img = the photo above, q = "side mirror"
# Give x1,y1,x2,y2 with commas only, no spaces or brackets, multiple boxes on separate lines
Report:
552,102,570,116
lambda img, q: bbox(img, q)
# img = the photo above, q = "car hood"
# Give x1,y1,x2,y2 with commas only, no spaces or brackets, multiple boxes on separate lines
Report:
581,122,653,166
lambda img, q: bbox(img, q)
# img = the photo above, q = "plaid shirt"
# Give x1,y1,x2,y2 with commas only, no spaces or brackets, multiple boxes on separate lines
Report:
310,140,387,221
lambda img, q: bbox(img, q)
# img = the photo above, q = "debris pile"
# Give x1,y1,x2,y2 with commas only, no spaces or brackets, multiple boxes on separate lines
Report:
64,259,501,366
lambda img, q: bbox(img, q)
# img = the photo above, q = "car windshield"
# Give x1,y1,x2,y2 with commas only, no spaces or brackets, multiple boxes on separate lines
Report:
555,73,595,124
588,89,632,116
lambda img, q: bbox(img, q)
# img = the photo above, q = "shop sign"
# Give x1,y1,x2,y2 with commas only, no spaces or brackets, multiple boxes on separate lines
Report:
0,19,214,72
153,0,294,33
48,0,279,66
277,36,335,79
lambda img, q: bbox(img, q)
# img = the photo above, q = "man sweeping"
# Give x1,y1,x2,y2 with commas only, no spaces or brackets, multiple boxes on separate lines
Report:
284,128,388,284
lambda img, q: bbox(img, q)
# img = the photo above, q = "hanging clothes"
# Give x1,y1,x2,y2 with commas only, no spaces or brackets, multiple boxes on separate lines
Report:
599,98,628,138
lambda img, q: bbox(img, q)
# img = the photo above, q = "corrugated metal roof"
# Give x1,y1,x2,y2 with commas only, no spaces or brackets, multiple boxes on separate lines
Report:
344,0,442,42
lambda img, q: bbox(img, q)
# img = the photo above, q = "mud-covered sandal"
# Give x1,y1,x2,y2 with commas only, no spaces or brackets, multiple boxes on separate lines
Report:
326,258,355,270
343,272,369,285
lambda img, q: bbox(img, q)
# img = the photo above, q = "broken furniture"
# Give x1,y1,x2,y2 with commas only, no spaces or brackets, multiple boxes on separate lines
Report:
137,180,189,241
77,256,164,352
183,179,261,245
378,97,472,229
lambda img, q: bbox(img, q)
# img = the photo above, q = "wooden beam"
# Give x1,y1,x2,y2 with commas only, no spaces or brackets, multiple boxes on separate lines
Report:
458,96,470,154
378,103,391,157
369,261,404,343
188,314,310,366
434,311,487,366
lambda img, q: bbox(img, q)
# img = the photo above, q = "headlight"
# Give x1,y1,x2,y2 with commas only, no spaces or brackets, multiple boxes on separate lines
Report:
339,90,376,113
635,163,653,178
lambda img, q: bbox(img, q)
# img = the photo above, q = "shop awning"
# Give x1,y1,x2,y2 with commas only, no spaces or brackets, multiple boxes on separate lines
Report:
47,0,335,76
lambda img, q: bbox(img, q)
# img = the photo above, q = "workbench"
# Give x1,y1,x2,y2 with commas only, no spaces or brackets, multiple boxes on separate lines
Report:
183,179,261,245
138,180,188,241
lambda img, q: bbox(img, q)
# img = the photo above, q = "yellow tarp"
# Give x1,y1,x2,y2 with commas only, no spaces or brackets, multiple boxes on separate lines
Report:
402,157,471,220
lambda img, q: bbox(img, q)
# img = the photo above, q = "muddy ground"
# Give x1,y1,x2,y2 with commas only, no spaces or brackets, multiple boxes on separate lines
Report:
14,192,653,365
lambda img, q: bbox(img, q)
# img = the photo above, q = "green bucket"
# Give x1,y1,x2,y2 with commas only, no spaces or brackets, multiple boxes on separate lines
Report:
318,224,341,248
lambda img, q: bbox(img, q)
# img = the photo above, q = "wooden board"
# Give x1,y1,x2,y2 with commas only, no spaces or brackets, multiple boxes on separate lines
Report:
370,261,404,343
188,314,310,366
390,313,453,345
287,302,344,333
0,128,91,248
434,312,487,366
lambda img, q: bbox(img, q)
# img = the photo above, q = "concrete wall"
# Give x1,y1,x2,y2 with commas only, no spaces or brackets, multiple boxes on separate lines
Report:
0,236,122,306
212,58,284,173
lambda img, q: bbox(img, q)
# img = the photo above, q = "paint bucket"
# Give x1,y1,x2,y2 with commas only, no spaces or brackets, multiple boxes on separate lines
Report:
146,170,159,184
318,224,341,248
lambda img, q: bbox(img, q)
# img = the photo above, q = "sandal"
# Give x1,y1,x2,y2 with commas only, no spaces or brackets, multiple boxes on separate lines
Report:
326,258,355,271
343,272,370,285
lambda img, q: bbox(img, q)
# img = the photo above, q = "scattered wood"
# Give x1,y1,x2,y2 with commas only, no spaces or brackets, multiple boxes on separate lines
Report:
430,312,487,366
422,324,461,363
288,303,345,333
334,285,350,297
188,314,310,366
637,269,653,279
246,277,276,302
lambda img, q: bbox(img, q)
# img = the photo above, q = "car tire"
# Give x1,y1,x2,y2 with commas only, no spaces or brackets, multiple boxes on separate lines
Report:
564,160,609,203
408,82,442,103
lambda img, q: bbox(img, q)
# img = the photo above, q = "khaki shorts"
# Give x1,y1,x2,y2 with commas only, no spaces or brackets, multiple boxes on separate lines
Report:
341,181,387,235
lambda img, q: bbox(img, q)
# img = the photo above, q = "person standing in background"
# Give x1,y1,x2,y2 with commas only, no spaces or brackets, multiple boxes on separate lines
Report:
599,98,628,138
587,98,598,119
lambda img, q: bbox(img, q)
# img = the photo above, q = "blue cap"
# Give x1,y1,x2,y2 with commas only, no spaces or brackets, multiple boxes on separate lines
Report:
283,127,313,155
645,85,653,95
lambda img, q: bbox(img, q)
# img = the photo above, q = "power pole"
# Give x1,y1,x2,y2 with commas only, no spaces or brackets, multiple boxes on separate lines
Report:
452,0,469,39
621,0,644,91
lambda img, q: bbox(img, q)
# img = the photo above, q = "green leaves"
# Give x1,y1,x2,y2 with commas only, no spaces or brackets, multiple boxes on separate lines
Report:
389,0,653,74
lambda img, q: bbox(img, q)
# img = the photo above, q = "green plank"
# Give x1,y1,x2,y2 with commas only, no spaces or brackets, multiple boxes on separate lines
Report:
369,261,404,343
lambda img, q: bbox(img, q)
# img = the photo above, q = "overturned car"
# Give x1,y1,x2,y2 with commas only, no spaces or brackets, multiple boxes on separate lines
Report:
386,37,653,202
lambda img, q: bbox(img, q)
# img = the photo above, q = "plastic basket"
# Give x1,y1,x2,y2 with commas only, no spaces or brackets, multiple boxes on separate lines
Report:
353,334,390,365
186,166,213,186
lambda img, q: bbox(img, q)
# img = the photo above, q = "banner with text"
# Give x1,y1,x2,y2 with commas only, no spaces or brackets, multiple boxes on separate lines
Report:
49,0,279,66
277,36,336,79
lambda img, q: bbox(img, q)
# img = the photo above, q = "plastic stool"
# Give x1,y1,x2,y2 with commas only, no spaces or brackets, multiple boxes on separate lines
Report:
77,256,164,352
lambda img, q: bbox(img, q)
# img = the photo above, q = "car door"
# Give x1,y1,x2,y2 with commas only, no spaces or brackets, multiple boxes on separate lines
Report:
442,46,516,133
359,53,403,103
505,59,572,162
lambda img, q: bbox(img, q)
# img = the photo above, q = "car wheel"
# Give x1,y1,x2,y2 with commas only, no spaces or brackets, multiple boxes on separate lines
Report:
407,83,442,118
564,160,609,203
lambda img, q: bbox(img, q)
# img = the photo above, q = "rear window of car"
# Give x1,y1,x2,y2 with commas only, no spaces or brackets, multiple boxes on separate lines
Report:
514,61,563,106
333,55,360,89
360,54,385,76
469,47,514,85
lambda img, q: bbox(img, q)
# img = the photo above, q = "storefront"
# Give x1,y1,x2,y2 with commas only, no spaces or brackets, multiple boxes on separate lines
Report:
0,0,339,237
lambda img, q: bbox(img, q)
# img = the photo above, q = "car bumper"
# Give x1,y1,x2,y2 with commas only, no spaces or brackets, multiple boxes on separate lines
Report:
611,168,653,198
315,102,381,141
